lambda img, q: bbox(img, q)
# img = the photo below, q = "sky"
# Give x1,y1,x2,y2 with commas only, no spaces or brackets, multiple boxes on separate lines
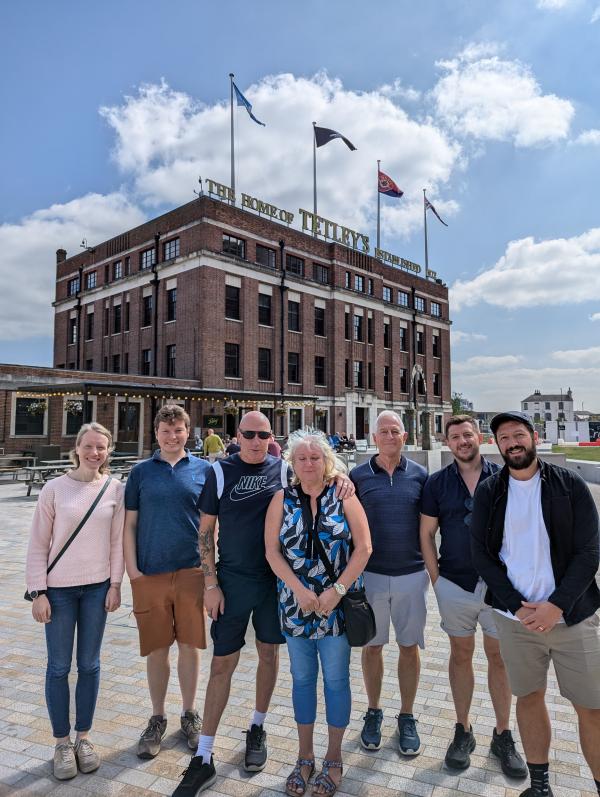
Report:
1,0,599,411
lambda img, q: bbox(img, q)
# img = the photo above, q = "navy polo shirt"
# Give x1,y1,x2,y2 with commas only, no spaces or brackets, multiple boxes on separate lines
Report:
125,449,211,575
421,456,499,592
350,454,428,576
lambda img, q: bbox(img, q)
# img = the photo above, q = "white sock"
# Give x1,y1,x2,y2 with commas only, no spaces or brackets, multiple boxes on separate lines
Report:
250,710,267,729
195,734,215,762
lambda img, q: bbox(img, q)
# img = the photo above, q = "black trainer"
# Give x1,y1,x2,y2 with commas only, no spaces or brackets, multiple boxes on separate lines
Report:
490,729,527,779
519,788,554,797
444,723,476,770
243,724,267,772
171,755,216,796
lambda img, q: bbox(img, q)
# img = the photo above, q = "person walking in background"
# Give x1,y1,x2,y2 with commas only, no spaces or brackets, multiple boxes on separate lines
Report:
420,415,526,777
25,422,124,781
203,428,225,462
265,429,371,796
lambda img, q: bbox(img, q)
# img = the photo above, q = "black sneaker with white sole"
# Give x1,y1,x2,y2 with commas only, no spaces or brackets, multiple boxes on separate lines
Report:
243,724,267,772
171,755,216,797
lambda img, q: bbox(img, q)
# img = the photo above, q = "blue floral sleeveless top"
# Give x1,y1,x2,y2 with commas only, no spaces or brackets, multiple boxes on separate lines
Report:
278,482,361,638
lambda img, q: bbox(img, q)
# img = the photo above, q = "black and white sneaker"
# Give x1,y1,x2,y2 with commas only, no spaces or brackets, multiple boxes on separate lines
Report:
243,724,267,772
171,755,216,796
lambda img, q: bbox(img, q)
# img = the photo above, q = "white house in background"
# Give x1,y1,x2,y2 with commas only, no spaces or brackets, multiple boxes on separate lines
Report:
521,389,574,424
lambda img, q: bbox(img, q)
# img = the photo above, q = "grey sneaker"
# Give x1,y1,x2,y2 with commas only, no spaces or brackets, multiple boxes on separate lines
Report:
74,738,100,773
180,711,202,750
137,715,167,759
53,742,77,780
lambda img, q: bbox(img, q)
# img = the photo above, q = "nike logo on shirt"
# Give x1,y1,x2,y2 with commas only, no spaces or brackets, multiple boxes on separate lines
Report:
230,475,269,501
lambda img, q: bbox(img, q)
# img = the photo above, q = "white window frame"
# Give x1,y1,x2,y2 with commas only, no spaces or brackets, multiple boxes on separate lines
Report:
62,395,98,436
10,393,48,438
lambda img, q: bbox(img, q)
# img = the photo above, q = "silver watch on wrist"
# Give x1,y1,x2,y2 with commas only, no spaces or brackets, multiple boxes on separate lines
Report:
334,582,347,596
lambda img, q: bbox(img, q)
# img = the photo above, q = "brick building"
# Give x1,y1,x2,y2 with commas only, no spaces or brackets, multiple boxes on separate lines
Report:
3,191,451,457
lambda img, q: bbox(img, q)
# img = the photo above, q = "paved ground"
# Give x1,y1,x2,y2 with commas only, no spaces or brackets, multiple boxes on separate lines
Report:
1,479,599,797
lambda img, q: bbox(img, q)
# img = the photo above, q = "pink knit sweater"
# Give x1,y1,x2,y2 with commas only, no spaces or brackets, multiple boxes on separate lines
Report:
25,474,125,590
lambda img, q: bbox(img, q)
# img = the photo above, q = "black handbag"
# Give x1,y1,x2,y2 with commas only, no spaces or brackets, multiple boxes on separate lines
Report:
25,477,113,601
307,508,376,647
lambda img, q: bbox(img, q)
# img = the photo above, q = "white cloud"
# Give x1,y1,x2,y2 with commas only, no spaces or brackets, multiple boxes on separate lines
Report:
573,129,600,145
453,354,524,372
0,194,145,340
590,312,600,321
451,330,488,345
591,5,600,22
451,228,600,310
432,44,574,146
536,0,576,8
552,346,600,365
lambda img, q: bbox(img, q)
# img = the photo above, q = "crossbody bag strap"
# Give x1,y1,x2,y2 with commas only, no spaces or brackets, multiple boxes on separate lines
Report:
47,476,113,575
306,507,338,586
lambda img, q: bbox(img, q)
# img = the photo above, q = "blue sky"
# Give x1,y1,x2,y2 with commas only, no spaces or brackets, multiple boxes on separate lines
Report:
1,0,599,409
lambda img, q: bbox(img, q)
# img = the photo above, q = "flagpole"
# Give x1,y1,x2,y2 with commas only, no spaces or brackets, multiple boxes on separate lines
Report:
229,73,235,203
423,188,429,273
312,122,317,222
377,160,381,250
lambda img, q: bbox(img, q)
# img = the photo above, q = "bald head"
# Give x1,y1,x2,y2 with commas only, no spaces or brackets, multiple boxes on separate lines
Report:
239,411,271,432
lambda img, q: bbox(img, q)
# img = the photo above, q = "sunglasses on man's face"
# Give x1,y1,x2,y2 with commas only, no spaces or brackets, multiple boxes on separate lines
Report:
239,430,272,440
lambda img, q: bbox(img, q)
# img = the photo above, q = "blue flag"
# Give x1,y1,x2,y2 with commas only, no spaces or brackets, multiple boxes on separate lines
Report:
233,82,265,126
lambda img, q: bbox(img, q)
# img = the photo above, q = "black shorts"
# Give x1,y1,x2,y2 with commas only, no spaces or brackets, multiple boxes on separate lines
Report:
211,571,284,656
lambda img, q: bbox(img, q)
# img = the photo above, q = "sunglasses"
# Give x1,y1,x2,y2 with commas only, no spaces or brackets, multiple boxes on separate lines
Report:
240,430,272,440
463,496,474,527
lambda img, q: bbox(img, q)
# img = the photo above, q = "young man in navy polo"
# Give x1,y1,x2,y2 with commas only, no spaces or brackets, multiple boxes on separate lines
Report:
124,405,211,759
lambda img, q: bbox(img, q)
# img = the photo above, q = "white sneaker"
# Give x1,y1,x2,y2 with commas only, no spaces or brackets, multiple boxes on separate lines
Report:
74,738,100,773
53,741,77,780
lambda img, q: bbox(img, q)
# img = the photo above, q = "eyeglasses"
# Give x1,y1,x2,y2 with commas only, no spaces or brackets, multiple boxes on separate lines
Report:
464,496,474,527
239,430,272,440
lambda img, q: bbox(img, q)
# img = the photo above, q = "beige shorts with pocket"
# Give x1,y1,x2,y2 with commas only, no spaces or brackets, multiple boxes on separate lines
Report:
432,576,498,638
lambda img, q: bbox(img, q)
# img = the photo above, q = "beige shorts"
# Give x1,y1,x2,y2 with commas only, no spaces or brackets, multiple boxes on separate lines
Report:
364,569,429,648
494,611,600,708
432,576,498,638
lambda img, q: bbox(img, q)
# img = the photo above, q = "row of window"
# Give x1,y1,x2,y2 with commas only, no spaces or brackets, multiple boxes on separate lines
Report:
224,343,325,385
523,401,565,410
342,361,441,395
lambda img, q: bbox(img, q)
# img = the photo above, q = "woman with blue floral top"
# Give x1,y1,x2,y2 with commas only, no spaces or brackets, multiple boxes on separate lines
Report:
265,429,371,797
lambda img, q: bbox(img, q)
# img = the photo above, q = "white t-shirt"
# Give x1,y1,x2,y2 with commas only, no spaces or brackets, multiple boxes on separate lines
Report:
495,471,558,621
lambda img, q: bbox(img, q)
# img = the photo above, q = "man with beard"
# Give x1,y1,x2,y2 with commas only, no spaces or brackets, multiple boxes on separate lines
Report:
420,415,526,778
471,411,600,797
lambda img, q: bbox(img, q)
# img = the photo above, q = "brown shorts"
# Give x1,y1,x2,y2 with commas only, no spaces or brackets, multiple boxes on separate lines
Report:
131,567,207,656
494,611,600,708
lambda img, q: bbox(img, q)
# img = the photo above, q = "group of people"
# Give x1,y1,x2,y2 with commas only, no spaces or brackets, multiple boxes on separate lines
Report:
25,405,600,797
327,432,356,452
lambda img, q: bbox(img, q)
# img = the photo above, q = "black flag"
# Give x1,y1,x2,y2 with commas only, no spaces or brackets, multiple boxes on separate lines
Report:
314,126,357,151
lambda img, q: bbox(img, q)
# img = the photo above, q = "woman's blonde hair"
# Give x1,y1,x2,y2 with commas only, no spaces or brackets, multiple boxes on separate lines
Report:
69,422,114,474
284,428,347,486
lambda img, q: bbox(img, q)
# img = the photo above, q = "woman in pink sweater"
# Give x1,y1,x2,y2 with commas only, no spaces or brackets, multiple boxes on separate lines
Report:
25,422,125,781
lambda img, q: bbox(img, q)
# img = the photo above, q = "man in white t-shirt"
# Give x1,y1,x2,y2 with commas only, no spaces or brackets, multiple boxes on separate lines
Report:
471,411,600,797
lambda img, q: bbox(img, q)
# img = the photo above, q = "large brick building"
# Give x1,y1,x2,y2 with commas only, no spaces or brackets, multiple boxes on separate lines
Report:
3,188,451,457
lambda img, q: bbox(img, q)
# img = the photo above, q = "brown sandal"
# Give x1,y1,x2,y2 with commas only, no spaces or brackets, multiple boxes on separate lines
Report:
285,757,315,796
312,760,343,796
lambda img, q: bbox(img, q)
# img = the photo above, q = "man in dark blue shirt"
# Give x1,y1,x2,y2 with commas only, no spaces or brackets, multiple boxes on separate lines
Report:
350,411,428,758
420,415,526,779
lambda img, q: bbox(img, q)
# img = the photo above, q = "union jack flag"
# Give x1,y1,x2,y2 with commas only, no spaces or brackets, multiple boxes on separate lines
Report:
378,170,403,198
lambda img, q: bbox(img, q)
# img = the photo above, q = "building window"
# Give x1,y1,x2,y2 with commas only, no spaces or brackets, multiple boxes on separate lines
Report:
415,296,425,313
435,415,443,434
163,238,180,260
85,271,96,290
367,316,373,344
251,244,275,269
289,408,303,433
112,354,121,374
432,333,441,358
315,356,325,385
225,285,240,320
125,256,131,275
68,317,77,344
400,368,408,393
140,248,155,270
113,261,123,280
286,254,304,276
384,365,390,392
353,314,363,342
433,372,441,396
104,264,109,283
67,277,80,296
368,362,373,390
431,301,441,317
523,402,528,409
417,330,424,354
288,352,300,383
113,305,121,334
166,344,176,378
354,274,364,292
124,301,130,331
367,278,374,295
258,348,272,380
345,359,351,388
383,286,392,303
288,300,300,332
223,234,245,258
344,312,351,340
314,264,329,284
123,352,129,373
258,293,272,326
383,321,391,349
345,271,351,289
558,401,564,410
85,358,93,371
397,291,409,307
167,288,177,321
103,356,108,372
225,343,240,377
400,327,407,351
68,362,75,370
15,398,46,436
353,361,364,389
545,402,550,410
65,399,94,435
314,306,325,336
142,295,153,327
142,349,152,375
418,375,426,395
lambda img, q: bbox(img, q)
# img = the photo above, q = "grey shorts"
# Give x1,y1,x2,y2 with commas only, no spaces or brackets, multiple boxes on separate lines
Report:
432,576,498,639
494,612,600,708
363,569,429,648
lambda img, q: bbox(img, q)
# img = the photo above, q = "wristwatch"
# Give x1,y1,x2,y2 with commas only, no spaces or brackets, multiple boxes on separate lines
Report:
29,590,47,599
333,582,347,597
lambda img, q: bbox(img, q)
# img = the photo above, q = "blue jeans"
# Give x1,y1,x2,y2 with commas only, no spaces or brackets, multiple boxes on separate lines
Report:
286,633,351,728
45,580,109,738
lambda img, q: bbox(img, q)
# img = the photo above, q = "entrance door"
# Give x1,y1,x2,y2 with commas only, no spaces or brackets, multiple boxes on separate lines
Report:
117,402,140,445
355,407,366,440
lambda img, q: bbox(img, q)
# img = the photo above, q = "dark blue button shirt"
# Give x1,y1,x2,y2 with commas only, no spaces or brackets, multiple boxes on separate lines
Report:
125,449,211,575
421,456,499,592
350,454,428,576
